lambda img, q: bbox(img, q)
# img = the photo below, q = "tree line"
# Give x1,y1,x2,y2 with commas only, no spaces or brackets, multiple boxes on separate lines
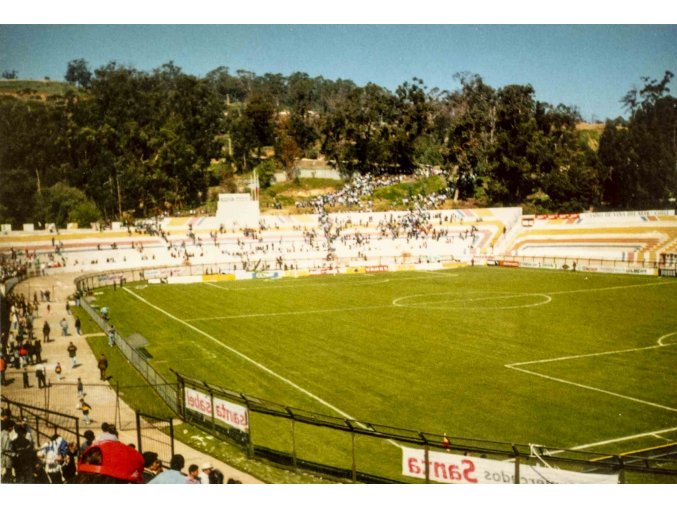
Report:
0,60,675,227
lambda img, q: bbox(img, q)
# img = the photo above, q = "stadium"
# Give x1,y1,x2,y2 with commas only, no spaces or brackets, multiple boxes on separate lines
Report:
2,192,677,484
1,24,676,488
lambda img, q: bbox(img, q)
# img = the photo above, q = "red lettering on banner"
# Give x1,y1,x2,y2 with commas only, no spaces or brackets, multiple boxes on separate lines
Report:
407,458,421,475
366,265,389,273
448,464,462,481
434,462,448,480
462,459,478,483
186,393,211,414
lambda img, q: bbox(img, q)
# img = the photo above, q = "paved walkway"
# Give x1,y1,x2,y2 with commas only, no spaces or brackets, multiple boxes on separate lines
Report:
3,272,263,484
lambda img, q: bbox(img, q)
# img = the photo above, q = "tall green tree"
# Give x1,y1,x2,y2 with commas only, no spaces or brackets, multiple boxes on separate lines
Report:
600,71,676,208
445,74,497,200
64,59,92,89
487,84,539,204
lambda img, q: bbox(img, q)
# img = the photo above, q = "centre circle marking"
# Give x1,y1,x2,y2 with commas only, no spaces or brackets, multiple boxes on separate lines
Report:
392,291,552,310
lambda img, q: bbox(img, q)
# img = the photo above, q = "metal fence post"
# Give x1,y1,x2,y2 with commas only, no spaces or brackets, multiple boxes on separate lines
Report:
242,395,254,459
136,411,142,452
290,416,297,471
75,417,80,450
419,433,430,484
208,387,215,431
513,445,520,484
35,417,40,448
618,456,625,484
115,382,121,429
169,417,175,458
351,432,357,483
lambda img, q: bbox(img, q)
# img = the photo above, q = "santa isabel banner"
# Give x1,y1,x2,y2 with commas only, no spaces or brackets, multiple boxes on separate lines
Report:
402,447,618,484
184,386,249,433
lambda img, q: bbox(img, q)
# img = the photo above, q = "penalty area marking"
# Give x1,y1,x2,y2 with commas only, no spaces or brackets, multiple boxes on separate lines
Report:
121,286,402,449
505,332,677,413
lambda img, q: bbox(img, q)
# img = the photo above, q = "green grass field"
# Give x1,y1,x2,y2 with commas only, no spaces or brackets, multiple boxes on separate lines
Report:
90,267,677,481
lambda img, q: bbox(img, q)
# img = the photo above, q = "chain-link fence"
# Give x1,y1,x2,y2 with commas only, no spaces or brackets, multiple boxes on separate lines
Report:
174,372,677,484
1,375,174,433
135,411,174,466
1,396,81,451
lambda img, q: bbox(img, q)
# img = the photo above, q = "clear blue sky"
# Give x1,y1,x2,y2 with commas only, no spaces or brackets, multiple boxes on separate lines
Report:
1,23,676,121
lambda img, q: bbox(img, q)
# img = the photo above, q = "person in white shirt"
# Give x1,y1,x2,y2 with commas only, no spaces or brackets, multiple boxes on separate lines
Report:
198,462,213,484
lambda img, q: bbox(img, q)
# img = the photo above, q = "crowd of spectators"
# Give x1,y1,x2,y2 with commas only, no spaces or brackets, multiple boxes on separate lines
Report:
0,251,32,283
295,173,405,212
1,409,239,484
1,291,47,380
0,171,492,276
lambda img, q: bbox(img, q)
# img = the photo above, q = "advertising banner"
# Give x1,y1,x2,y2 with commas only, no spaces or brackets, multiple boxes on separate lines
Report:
401,447,618,484
519,260,559,270
309,267,339,276
415,263,443,271
97,273,125,283
579,265,657,276
144,267,188,279
202,273,236,282
498,260,520,268
252,270,281,280
184,387,249,433
366,265,389,273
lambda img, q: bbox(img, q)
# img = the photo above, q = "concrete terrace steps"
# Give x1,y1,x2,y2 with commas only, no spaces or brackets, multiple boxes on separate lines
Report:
508,217,677,263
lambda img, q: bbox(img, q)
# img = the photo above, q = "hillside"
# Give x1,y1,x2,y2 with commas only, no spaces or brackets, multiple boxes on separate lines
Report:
0,79,78,99
576,122,605,151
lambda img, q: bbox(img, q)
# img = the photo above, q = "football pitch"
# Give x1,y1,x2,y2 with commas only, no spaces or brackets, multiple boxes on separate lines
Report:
93,266,677,475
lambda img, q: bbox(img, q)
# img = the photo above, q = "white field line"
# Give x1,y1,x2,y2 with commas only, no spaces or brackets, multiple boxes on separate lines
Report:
204,278,393,291
505,333,677,413
199,278,677,321
186,303,395,322
651,433,673,442
121,287,402,449
523,425,677,461
568,426,677,451
508,337,677,368
546,280,677,296
393,291,552,310
506,364,677,413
